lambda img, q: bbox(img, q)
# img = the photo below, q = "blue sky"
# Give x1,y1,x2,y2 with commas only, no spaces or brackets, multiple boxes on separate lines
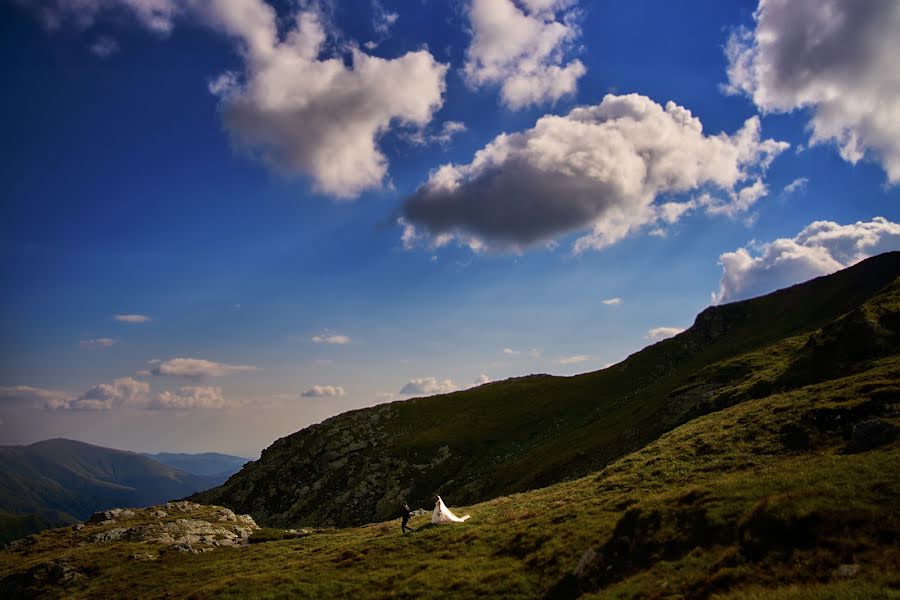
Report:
1,0,899,457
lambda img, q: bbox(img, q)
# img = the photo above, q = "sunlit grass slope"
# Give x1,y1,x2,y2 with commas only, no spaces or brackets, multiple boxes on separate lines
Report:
193,252,900,529
2,359,898,598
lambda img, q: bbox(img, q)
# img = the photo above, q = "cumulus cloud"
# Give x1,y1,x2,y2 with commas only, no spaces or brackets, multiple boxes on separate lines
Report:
311,333,351,345
645,327,684,342
150,358,258,378
0,385,73,409
3,379,236,411
301,385,346,398
27,0,448,199
402,93,788,253
208,7,447,198
80,338,118,349
151,385,227,409
714,217,900,303
473,373,491,386
724,0,900,183
602,297,622,306
59,377,151,411
463,0,585,109
400,377,458,396
114,313,152,323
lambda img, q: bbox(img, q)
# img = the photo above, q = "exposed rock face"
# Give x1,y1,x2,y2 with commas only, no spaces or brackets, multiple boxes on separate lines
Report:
82,501,259,553
193,405,451,528
846,419,900,453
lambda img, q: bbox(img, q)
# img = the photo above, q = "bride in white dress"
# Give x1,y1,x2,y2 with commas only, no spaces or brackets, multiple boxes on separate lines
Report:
431,495,470,524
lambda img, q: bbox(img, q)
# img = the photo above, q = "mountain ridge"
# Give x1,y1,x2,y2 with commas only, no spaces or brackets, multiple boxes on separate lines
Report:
193,252,900,529
0,438,224,543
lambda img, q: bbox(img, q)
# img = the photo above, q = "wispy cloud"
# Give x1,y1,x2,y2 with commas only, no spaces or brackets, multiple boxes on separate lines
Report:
114,314,152,323
556,354,590,365
80,338,117,349
602,297,622,306
151,358,258,378
311,333,351,345
89,35,119,58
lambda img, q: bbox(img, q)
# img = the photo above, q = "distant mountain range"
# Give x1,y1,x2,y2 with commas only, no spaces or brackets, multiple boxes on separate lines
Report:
0,439,249,544
194,251,900,529
141,452,250,483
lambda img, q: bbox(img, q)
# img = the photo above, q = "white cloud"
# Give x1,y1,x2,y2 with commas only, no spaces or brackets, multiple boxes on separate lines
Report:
400,377,458,396
150,358,258,378
473,373,491,385
463,0,585,109
645,327,684,342
0,385,73,409
556,354,589,365
208,7,447,198
404,120,467,147
371,0,398,36
714,217,900,303
602,297,622,306
783,177,809,195
114,313,152,323
3,378,236,411
79,338,118,349
151,385,227,409
62,377,151,411
89,35,119,57
724,0,900,183
402,93,788,253
502,347,520,355
311,333,351,345
28,0,448,199
301,385,346,398
29,0,179,33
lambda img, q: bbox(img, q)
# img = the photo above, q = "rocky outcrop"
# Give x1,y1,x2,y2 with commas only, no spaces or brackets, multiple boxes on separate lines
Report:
81,501,258,554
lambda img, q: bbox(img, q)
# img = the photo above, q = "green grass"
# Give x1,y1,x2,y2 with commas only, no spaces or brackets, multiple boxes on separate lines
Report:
193,256,900,530
3,359,898,599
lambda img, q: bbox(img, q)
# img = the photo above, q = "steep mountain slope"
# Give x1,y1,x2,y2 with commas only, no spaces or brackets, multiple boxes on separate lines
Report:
141,452,251,483
0,439,221,536
3,358,897,598
193,252,900,529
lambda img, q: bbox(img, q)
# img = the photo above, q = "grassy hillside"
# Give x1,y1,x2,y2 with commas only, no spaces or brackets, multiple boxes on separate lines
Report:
2,358,897,598
193,252,900,529
0,439,221,541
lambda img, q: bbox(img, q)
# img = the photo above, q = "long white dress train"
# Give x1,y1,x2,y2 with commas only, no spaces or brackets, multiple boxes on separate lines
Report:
432,495,470,524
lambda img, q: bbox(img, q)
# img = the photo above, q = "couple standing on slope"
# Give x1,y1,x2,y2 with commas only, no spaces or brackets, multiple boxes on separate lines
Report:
401,495,470,533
